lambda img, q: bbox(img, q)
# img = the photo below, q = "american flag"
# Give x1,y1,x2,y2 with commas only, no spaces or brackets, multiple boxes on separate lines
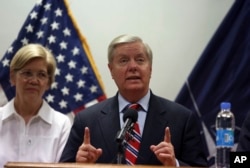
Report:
0,0,106,114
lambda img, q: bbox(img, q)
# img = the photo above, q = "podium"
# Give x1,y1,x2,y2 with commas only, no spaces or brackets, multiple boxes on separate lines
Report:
4,162,177,168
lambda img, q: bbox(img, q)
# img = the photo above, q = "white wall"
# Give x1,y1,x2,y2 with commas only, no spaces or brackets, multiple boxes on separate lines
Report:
0,0,234,100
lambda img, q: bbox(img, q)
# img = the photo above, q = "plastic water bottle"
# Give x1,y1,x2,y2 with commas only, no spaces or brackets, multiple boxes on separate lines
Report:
216,102,235,168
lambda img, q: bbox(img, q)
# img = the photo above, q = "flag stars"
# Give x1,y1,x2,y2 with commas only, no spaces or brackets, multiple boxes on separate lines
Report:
55,8,63,17
36,30,44,39
63,28,71,36
2,58,10,67
65,73,73,82
47,35,56,44
7,46,13,54
74,93,83,102
40,17,48,25
77,79,86,88
56,54,65,63
59,100,67,109
36,0,43,6
81,66,88,74
44,3,51,11
55,68,60,76
29,11,38,19
51,82,58,89
1,0,106,115
25,24,34,33
46,94,54,103
50,21,59,30
72,47,80,56
21,38,29,45
61,87,70,95
90,85,98,93
60,41,67,50
68,60,76,69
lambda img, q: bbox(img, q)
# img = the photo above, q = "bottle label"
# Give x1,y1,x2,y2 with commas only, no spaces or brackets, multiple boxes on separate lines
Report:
216,129,234,147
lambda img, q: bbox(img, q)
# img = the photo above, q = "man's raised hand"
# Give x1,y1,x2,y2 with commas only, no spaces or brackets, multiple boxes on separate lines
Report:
150,127,176,166
76,127,102,163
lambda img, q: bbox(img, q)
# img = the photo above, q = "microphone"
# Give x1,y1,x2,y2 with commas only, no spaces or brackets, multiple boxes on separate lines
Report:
116,108,138,143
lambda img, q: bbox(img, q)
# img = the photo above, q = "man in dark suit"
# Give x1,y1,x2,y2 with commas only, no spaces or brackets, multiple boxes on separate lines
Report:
60,34,208,167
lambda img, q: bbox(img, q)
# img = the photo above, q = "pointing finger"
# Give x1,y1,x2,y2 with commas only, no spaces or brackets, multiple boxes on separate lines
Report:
164,127,171,143
83,127,90,144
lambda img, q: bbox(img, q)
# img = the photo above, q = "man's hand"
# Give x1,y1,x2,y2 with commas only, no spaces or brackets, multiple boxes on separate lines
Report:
76,127,103,163
150,127,176,166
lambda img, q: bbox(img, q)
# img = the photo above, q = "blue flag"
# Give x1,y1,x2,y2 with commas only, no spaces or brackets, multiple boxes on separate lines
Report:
175,0,250,166
0,0,106,114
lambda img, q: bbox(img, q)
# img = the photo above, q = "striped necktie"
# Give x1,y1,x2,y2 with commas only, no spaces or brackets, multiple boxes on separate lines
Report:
125,103,142,165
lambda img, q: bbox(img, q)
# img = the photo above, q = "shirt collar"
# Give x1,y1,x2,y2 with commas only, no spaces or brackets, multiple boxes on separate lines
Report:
118,90,150,113
38,100,53,124
1,99,16,120
1,99,53,125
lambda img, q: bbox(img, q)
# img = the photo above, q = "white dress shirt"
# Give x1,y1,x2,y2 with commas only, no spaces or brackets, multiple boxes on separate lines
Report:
0,99,71,168
118,90,150,135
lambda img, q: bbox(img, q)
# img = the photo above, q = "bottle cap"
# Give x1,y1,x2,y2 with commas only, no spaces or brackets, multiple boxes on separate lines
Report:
220,102,231,110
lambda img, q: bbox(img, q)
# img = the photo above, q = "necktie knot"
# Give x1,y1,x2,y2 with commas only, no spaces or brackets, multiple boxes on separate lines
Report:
128,103,140,111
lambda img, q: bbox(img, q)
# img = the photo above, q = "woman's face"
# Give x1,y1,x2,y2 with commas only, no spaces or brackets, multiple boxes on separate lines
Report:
11,58,50,103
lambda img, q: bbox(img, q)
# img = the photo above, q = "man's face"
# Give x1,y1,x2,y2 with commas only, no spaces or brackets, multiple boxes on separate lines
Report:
108,41,152,95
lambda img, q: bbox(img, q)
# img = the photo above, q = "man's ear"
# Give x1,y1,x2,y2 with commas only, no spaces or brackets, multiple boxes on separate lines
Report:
108,63,114,79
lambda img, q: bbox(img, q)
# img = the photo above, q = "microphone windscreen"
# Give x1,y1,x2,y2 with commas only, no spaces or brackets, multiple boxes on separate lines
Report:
123,108,138,123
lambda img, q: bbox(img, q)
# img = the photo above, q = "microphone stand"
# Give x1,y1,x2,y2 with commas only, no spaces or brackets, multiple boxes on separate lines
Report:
116,140,124,164
115,123,134,164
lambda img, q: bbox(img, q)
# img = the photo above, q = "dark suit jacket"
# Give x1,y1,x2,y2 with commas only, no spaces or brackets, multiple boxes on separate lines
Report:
60,92,208,167
237,110,250,151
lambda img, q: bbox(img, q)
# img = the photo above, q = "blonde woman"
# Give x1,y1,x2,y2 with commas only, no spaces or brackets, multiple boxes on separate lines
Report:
0,44,71,167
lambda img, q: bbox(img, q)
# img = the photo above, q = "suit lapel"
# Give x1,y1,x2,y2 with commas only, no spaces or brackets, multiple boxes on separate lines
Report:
137,93,169,164
97,96,121,159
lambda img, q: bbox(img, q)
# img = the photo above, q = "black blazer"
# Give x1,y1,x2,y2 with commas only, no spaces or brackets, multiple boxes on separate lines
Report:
60,92,208,167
